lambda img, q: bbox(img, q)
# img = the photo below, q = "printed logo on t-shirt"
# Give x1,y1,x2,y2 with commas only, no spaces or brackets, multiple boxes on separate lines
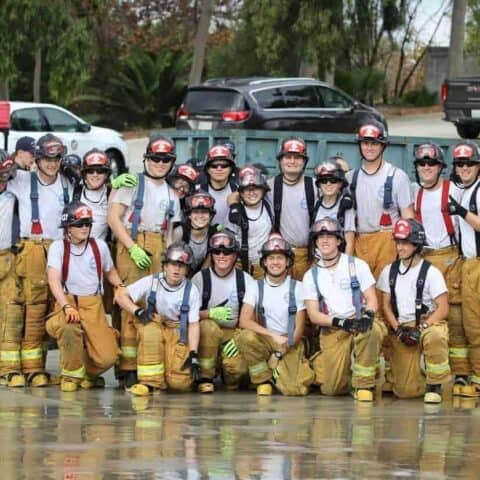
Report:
58,193,66,206
88,257,97,271
282,291,290,304
340,277,351,290
229,291,239,304
300,196,308,210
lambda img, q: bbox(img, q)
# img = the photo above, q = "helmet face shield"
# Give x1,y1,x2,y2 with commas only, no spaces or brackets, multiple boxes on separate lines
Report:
208,231,237,253
238,165,268,190
310,217,343,239
165,245,193,265
37,140,66,158
186,192,215,212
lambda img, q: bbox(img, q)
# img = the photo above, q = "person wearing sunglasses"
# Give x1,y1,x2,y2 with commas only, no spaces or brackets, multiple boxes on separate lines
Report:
6,134,72,388
237,233,314,396
412,142,466,396
46,201,122,392
198,144,238,226
226,165,274,279
313,159,355,255
108,134,181,389
447,141,480,397
192,229,255,393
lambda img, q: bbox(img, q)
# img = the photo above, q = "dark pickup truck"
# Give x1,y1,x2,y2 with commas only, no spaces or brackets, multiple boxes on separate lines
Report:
442,76,480,138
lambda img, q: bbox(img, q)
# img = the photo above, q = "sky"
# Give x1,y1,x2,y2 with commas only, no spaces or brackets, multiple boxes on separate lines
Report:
415,0,452,46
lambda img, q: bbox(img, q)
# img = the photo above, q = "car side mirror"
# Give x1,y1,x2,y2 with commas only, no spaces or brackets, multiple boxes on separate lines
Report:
78,122,91,133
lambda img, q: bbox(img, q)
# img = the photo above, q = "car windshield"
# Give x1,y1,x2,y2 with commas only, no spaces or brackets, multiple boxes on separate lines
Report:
184,89,248,113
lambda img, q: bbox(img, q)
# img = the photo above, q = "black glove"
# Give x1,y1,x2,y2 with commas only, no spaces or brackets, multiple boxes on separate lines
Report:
134,307,153,325
356,310,374,333
396,326,421,347
62,165,82,186
228,202,244,226
339,192,354,211
182,350,201,382
448,195,468,218
332,317,356,334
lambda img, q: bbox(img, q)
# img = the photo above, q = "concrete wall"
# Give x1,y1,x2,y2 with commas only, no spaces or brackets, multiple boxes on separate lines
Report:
425,46,480,96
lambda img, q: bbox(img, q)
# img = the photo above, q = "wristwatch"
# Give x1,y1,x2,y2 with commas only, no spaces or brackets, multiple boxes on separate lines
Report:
273,351,283,360
420,322,429,330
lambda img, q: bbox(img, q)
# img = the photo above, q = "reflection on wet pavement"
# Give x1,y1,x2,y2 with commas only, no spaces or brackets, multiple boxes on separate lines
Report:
1,387,479,479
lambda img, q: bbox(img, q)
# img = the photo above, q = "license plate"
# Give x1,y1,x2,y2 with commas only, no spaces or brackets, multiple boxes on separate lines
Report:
197,121,213,129
471,110,480,118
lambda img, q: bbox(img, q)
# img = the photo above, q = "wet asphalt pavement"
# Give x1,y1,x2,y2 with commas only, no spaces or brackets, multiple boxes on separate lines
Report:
2,359,480,480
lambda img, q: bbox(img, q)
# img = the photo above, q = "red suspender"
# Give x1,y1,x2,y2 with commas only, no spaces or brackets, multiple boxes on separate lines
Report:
440,180,455,237
415,188,424,223
61,239,70,287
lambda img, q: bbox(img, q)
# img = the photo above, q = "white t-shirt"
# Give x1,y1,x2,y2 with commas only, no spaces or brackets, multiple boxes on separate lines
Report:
346,161,413,233
8,170,71,240
243,275,305,335
303,254,375,318
377,260,447,324
47,238,113,295
314,198,356,232
127,273,200,324
80,185,109,240
172,225,209,272
111,176,181,233
207,183,234,226
191,267,256,328
413,181,461,249
0,190,16,250
225,202,273,264
458,179,480,258
266,176,315,247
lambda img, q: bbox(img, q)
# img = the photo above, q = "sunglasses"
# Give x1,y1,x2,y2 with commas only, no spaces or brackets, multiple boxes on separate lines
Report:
454,161,477,168
149,156,173,164
71,220,92,228
85,168,109,175
208,162,230,170
211,248,235,256
318,178,341,185
415,160,441,167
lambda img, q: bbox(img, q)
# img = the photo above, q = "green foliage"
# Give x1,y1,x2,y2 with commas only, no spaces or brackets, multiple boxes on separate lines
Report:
399,87,438,107
466,0,480,59
335,67,385,104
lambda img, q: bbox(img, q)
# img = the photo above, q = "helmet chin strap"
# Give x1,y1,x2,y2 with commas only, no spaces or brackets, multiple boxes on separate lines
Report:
398,246,422,275
358,143,386,164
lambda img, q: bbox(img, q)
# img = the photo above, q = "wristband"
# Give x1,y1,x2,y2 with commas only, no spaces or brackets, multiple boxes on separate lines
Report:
115,283,126,289
62,303,73,311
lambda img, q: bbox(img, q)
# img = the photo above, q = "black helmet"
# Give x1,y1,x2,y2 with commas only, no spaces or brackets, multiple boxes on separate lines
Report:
238,165,269,191
452,141,480,164
393,218,425,246
82,148,111,175
60,201,93,228
310,216,344,240
205,145,235,168
221,140,236,159
144,134,176,161
0,150,17,182
167,164,199,195
62,154,82,171
357,121,388,144
35,134,66,160
413,142,445,166
184,190,216,214
260,233,294,267
314,160,347,187
277,137,308,162
208,228,239,253
164,242,194,266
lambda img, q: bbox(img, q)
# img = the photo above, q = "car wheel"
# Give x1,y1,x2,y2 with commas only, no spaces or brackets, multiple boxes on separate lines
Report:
106,149,127,177
456,124,480,139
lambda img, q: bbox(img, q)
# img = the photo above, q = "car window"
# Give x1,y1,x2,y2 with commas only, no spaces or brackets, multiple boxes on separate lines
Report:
10,108,45,131
252,88,286,109
184,89,248,113
42,107,81,132
317,87,352,109
281,85,322,108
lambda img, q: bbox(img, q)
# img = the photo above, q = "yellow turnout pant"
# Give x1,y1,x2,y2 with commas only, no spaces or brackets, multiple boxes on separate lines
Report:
291,247,312,281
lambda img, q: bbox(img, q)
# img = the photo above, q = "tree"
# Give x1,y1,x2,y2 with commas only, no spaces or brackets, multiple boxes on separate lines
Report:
448,0,467,78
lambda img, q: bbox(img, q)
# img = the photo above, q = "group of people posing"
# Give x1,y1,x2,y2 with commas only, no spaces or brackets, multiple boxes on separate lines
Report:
0,120,479,405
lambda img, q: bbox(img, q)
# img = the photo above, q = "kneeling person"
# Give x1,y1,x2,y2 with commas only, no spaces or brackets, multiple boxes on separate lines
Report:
303,217,383,402
46,202,122,392
377,219,450,403
237,233,313,396
115,242,201,395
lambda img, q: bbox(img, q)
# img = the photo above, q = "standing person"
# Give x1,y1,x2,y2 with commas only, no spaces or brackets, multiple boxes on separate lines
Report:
7,134,71,387
199,145,238,226
115,242,201,396
0,152,24,387
237,233,314,396
267,137,317,280
172,190,219,275
412,142,467,395
46,202,121,392
303,217,382,402
313,159,355,255
192,229,255,393
108,134,181,388
377,219,450,403
12,136,36,171
227,165,273,279
447,141,480,396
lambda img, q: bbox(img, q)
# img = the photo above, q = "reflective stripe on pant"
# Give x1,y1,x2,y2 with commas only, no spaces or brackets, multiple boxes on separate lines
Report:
198,319,247,389
236,330,313,395
462,257,480,384
16,239,52,374
311,319,384,395
0,249,24,377
115,231,166,370
46,294,120,384
135,314,166,389
390,321,450,398
291,247,311,281
423,247,469,375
